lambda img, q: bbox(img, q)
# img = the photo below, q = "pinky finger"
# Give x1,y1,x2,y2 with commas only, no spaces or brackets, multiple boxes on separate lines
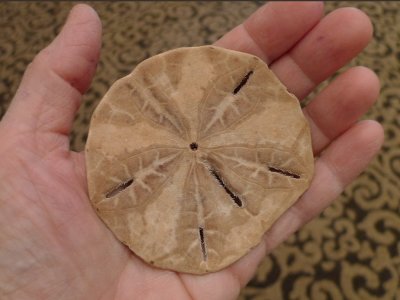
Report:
263,120,384,251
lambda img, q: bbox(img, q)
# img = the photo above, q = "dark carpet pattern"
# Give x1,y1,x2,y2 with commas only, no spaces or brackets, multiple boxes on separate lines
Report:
0,2,399,299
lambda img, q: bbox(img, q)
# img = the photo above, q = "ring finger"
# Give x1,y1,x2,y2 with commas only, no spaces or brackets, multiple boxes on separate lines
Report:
304,66,380,155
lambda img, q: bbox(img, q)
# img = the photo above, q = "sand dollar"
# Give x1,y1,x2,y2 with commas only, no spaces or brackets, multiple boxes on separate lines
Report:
86,46,314,274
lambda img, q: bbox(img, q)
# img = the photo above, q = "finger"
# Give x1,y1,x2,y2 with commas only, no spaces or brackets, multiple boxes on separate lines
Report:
214,2,324,64
263,120,384,252
3,4,101,136
271,7,373,99
304,66,380,154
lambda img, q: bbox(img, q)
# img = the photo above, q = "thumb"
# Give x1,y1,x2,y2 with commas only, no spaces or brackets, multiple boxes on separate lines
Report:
3,4,102,136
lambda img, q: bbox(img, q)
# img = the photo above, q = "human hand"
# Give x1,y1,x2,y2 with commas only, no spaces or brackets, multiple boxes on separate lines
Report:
0,3,383,299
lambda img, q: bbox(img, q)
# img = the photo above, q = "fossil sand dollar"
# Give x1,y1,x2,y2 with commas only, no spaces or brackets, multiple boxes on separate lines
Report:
86,46,314,274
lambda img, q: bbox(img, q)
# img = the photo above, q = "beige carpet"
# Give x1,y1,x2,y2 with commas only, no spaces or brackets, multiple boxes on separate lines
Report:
0,2,399,299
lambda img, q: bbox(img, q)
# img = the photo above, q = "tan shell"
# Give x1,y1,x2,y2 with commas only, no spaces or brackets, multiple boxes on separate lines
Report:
85,46,314,274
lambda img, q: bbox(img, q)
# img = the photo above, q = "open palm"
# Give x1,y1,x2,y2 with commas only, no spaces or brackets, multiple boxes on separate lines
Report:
0,3,383,299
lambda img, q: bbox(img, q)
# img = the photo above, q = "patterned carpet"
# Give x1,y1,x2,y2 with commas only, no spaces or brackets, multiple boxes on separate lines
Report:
0,2,399,299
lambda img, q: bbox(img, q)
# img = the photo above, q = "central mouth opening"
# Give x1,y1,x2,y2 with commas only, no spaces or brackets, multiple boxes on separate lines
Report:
189,142,198,151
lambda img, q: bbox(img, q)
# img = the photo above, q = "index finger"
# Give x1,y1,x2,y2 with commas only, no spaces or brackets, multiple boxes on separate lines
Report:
214,2,324,64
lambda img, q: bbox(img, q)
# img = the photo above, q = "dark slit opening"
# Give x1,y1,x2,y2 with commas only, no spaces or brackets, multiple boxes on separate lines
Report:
233,70,254,94
210,169,243,207
268,167,300,179
199,227,207,261
105,178,134,198
190,142,198,151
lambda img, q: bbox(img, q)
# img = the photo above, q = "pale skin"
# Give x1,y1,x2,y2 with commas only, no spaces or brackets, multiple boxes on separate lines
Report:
0,2,384,299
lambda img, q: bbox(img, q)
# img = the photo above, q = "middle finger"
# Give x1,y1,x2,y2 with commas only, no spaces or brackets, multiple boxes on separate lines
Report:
270,7,373,100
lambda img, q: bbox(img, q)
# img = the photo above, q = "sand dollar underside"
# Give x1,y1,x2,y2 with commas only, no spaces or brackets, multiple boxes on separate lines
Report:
86,46,314,274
